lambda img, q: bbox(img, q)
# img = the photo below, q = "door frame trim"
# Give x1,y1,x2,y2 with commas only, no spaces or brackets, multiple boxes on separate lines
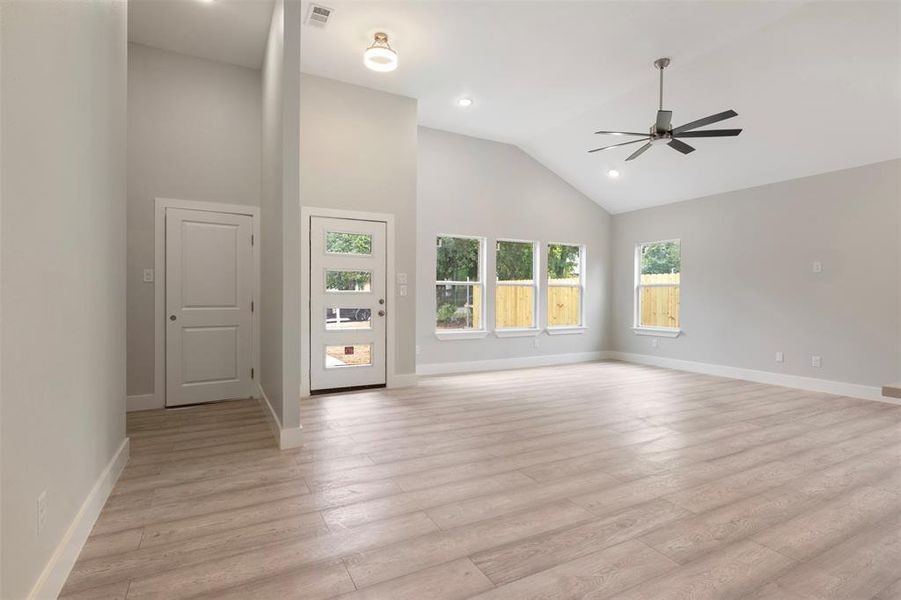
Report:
154,197,261,409
300,207,396,397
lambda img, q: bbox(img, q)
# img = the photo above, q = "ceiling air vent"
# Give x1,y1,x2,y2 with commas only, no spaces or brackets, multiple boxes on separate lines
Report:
305,3,333,28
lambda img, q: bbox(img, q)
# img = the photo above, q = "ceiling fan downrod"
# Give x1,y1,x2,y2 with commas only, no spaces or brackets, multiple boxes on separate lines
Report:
654,57,670,112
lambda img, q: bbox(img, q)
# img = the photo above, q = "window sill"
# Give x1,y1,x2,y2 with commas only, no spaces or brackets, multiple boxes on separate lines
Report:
546,327,586,336
495,328,541,338
435,330,489,341
633,327,681,338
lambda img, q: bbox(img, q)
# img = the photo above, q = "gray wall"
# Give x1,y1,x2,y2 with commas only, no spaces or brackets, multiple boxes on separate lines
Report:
611,159,901,388
127,43,262,396
1,2,127,597
417,127,613,367
260,0,302,429
260,0,284,421
299,74,418,379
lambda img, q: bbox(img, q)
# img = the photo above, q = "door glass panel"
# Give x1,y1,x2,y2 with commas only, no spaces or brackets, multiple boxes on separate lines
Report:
326,232,372,255
326,270,371,292
326,308,372,330
326,344,372,368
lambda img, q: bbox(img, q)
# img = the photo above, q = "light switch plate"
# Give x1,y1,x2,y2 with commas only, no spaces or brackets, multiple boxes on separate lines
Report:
775,352,784,363
143,268,154,283
399,285,408,297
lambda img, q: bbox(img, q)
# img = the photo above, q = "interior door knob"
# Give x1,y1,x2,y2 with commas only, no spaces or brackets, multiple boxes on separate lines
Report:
378,310,385,317
169,315,177,321
378,299,385,305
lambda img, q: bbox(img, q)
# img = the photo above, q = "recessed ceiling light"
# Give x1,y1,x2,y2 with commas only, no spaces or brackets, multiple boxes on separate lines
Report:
364,32,398,72
457,97,473,107
607,169,620,179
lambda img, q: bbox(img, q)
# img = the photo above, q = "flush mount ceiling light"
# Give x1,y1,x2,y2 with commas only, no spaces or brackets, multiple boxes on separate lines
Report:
364,32,397,72
607,169,620,179
457,97,473,107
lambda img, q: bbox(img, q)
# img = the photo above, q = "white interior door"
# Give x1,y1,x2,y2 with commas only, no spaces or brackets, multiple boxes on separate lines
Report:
310,217,387,391
166,208,253,406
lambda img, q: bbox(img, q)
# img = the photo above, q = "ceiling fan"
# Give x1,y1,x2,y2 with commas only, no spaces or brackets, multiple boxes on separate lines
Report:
588,58,741,161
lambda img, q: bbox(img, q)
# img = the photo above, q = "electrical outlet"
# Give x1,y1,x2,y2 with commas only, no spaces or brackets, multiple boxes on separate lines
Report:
811,355,822,368
775,352,784,363
143,268,154,283
37,491,47,534
415,345,421,356
812,261,822,273
396,272,407,284
651,338,658,348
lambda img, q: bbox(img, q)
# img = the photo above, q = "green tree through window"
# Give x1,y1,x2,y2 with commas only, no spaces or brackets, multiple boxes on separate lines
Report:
437,237,480,281
496,241,533,281
548,245,581,279
641,241,680,275
326,232,372,254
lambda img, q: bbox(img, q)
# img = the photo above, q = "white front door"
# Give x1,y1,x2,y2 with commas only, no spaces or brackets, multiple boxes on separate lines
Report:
310,217,387,391
166,208,254,406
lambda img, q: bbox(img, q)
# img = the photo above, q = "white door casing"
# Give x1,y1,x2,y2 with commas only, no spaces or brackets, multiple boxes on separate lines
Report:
166,208,254,406
310,217,387,390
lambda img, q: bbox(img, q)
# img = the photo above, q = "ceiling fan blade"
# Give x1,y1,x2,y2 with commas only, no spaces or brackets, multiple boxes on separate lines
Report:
655,110,672,132
594,130,649,136
587,138,649,153
675,128,742,138
625,142,652,161
668,138,696,154
672,109,738,134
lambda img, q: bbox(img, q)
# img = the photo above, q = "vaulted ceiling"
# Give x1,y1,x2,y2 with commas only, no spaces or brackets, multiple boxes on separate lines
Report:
129,1,900,214
300,1,900,213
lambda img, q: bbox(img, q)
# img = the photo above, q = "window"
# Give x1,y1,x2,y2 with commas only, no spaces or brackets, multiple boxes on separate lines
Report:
496,240,538,330
325,270,371,292
547,244,584,329
326,231,372,255
635,239,681,333
435,235,484,332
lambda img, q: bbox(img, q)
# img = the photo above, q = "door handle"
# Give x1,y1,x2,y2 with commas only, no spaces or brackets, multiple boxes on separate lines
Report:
169,315,177,321
378,310,386,317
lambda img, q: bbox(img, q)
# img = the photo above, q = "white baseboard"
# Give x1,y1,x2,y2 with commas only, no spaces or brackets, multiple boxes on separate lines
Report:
29,438,130,600
126,393,162,412
388,373,418,389
416,351,607,376
257,383,303,449
607,351,891,404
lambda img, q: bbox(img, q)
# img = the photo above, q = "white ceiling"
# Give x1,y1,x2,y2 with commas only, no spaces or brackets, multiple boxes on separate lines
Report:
129,0,275,69
128,1,901,213
301,1,901,213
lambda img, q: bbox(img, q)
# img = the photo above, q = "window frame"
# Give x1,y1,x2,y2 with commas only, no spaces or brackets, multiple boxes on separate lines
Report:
546,242,586,334
435,234,488,340
494,238,540,336
633,238,682,337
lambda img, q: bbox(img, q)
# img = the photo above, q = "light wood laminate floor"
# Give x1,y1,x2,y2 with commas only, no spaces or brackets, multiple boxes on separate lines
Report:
62,361,901,599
